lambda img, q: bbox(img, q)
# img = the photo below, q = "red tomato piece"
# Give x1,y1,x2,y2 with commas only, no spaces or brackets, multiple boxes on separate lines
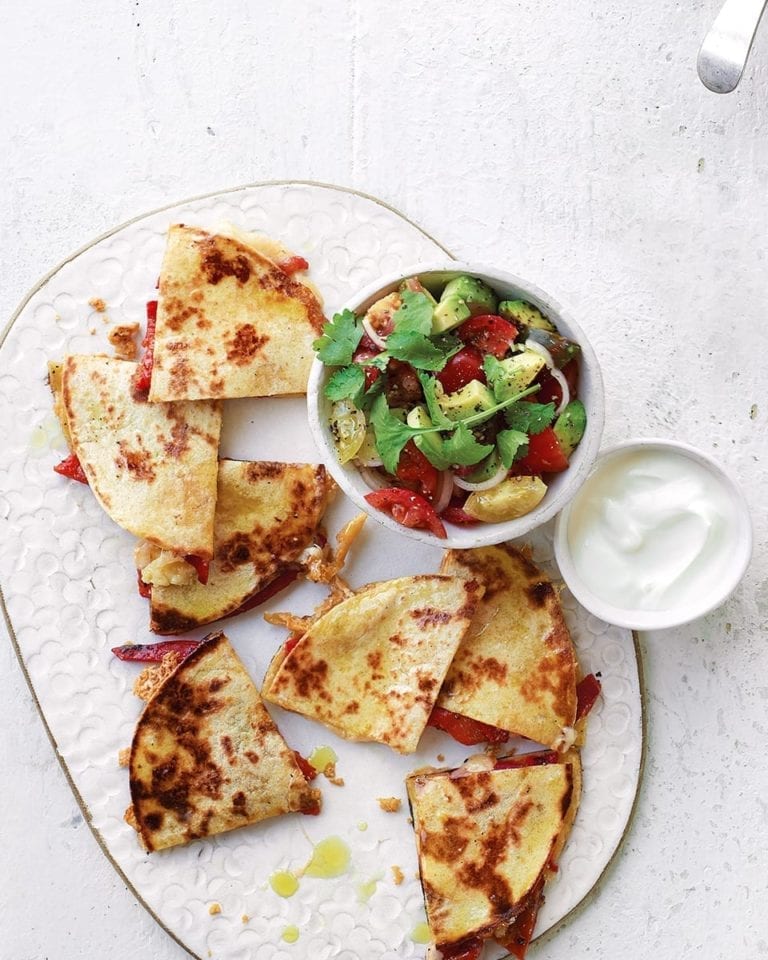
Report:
440,504,479,526
133,300,158,394
385,359,423,407
436,346,486,394
293,751,318,781
352,343,382,390
364,488,447,539
457,315,518,358
185,554,210,585
494,750,559,770
111,639,201,662
396,440,439,501
576,673,602,720
276,255,309,275
427,706,509,746
515,427,569,473
534,358,579,408
53,452,89,484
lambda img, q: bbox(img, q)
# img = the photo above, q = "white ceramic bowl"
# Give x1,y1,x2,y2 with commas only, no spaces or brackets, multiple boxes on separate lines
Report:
553,439,753,630
308,261,605,549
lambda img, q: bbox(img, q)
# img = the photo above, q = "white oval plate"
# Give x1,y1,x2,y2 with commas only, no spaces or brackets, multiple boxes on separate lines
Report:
0,182,643,960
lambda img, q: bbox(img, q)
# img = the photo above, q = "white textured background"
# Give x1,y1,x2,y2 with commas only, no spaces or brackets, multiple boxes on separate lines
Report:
2,2,767,960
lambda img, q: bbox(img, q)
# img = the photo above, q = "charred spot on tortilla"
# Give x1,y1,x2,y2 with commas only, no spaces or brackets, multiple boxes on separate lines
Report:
226,324,269,364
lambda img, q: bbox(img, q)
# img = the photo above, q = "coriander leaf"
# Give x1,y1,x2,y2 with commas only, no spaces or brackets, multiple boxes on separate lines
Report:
385,329,447,370
431,332,463,360
483,354,506,392
503,401,555,435
325,365,365,403
369,394,423,473
357,373,384,414
313,309,363,366
496,429,529,469
417,373,454,429
391,290,434,335
441,422,494,467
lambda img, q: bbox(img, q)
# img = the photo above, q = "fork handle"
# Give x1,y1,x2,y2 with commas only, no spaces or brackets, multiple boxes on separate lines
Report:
697,0,768,93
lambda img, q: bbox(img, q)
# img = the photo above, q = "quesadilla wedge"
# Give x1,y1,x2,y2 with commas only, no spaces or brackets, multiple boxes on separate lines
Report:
262,575,485,754
128,630,320,851
432,545,578,750
141,460,335,634
145,225,325,401
406,749,581,960
57,354,221,559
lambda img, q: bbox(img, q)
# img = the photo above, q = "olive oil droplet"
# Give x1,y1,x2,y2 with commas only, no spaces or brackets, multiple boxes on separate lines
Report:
305,836,351,878
282,924,300,943
309,745,337,772
411,922,431,944
269,870,299,897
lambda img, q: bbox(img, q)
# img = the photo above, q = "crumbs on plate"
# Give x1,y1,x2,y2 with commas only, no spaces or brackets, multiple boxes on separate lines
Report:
377,797,401,813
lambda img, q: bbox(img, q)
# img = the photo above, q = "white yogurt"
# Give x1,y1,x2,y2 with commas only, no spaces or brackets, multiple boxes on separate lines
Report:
564,446,743,616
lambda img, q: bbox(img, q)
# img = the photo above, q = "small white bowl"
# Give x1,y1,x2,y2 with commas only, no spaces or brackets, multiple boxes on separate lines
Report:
307,261,605,549
553,439,753,630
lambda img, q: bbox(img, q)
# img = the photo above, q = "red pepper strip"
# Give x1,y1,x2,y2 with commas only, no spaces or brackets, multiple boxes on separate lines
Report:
496,876,545,960
111,639,201,662
293,751,318,781
427,706,509,746
439,937,483,960
365,488,447,539
133,300,158,395
137,569,151,599
494,750,559,770
277,255,310,275
185,554,210,585
576,673,602,720
53,452,89,484
226,569,300,618
284,632,302,656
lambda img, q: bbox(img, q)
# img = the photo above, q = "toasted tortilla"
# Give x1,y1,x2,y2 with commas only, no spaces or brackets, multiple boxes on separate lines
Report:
147,460,334,634
406,757,574,949
262,575,484,754
437,545,578,749
147,225,326,401
60,354,221,558
129,631,319,851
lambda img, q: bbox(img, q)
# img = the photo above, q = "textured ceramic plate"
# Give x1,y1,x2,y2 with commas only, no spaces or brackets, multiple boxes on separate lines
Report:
0,182,643,960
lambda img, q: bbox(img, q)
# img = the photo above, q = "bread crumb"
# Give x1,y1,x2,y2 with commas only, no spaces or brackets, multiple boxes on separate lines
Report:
377,797,401,813
124,803,138,831
89,297,107,312
108,322,140,361
118,747,130,767
391,865,404,886
241,915,249,924
133,651,185,701
208,903,221,916
323,762,345,787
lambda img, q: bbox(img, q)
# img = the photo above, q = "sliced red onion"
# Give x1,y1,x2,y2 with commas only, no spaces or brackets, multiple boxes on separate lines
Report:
432,470,454,513
362,314,388,349
524,341,570,414
358,465,390,491
453,462,509,492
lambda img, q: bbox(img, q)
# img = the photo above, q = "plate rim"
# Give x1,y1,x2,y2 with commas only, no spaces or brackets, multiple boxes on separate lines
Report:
0,179,645,960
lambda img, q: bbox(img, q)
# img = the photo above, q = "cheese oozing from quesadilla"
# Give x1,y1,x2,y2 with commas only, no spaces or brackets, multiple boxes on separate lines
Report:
437,545,578,750
129,631,320,851
59,354,221,559
144,460,335,634
407,752,580,955
147,225,326,401
262,575,485,754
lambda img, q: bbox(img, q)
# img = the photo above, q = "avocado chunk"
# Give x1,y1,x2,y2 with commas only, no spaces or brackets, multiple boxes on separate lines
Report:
432,294,471,334
437,379,496,423
499,299,555,332
464,475,547,522
525,328,580,369
441,276,499,317
552,400,586,457
461,449,504,484
490,351,546,401
406,405,445,466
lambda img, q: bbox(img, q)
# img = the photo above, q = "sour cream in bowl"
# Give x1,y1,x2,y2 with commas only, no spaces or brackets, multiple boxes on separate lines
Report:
553,439,752,630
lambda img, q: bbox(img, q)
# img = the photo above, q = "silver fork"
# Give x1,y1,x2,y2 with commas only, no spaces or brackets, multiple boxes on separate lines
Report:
697,0,768,93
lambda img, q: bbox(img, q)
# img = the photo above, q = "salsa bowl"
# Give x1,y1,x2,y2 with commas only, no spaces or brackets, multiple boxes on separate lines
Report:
307,261,605,549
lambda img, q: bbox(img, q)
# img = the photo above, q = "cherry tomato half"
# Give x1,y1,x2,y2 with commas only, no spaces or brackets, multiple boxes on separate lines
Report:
457,314,518,358
436,346,486,394
534,358,579,407
514,427,569,473
364,488,447,539
352,343,382,390
396,440,439,501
